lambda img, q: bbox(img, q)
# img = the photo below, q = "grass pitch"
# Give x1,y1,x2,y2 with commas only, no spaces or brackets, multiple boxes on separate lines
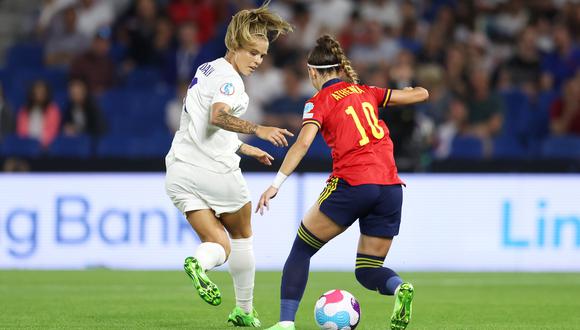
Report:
1,271,579,329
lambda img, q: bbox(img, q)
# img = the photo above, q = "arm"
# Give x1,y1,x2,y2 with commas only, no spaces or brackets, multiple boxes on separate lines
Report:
210,102,294,146
387,87,429,107
255,123,319,214
276,123,319,176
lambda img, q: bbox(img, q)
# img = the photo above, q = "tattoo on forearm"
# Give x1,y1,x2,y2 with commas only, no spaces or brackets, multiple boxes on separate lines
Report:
214,108,257,134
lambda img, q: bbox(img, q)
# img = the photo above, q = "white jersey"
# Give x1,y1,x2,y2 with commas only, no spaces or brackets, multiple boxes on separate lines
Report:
166,57,249,173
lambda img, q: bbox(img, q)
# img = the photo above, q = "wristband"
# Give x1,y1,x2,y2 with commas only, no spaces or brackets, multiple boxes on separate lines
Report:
271,171,288,189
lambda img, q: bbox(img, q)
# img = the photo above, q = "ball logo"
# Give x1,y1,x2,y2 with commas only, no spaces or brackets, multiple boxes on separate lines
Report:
220,82,235,95
303,102,314,119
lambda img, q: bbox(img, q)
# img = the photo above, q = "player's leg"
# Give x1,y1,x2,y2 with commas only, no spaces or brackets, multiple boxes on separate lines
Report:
266,204,346,330
356,184,413,330
220,202,261,327
356,235,413,330
165,160,227,306
184,209,230,306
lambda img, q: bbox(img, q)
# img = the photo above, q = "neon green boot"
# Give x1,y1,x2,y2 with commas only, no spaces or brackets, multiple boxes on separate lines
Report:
390,282,414,330
227,306,261,327
183,256,221,306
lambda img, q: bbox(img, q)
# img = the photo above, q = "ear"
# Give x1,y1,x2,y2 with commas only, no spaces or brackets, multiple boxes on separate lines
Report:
307,67,317,79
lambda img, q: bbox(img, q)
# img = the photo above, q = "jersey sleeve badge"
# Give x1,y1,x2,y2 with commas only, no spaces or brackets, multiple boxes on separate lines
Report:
302,102,314,119
220,82,235,95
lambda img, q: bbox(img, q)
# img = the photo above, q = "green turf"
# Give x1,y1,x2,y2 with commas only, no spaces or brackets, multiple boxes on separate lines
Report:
1,271,579,329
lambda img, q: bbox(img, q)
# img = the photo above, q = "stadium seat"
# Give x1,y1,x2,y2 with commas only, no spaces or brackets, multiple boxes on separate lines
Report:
48,135,92,158
0,135,42,157
96,134,131,157
97,133,172,158
449,135,484,159
98,89,171,137
6,42,43,68
492,135,528,159
540,135,580,159
127,133,172,158
124,68,163,89
499,89,531,142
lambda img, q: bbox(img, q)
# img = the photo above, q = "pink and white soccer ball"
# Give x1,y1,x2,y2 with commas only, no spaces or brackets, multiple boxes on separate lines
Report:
314,289,361,330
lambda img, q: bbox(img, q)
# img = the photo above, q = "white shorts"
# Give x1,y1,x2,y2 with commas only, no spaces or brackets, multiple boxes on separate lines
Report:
165,159,250,216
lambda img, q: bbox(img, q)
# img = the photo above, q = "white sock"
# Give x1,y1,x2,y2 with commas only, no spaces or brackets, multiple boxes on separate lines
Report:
194,242,226,271
279,321,294,327
228,236,255,314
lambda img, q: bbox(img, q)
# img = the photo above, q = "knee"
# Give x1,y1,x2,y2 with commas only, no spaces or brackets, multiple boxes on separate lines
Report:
201,236,231,258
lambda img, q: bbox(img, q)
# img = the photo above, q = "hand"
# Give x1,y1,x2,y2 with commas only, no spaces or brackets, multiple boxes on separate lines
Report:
403,86,414,91
256,126,294,147
246,145,274,166
255,186,279,215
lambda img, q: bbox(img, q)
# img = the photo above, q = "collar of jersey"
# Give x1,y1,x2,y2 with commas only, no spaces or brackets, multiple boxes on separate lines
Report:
321,78,343,90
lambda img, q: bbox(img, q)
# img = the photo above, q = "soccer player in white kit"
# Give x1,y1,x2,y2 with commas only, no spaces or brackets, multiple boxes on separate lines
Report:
164,1,293,327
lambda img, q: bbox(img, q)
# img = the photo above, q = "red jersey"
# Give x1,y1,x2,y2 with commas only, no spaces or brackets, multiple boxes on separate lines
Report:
302,79,403,186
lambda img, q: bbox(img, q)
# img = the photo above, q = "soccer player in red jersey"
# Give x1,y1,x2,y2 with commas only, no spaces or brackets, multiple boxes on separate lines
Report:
256,35,429,330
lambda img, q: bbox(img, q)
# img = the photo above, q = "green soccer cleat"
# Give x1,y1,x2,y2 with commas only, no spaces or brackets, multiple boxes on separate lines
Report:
265,322,295,330
227,306,261,327
390,282,414,330
183,256,221,306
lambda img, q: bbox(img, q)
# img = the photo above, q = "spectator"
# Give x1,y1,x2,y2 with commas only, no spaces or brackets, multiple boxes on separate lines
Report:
164,21,198,84
466,68,504,139
350,20,400,70
434,97,470,159
165,80,188,134
167,0,216,44
152,17,176,69
541,24,580,90
35,0,76,38
61,78,106,137
70,26,116,95
117,0,163,69
263,68,309,134
245,56,284,127
359,0,401,29
500,26,542,94
491,0,529,41
16,80,61,148
0,83,15,142
75,0,114,39
44,4,89,67
550,75,580,135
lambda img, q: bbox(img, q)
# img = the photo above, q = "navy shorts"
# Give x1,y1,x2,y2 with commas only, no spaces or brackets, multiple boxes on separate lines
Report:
317,177,403,238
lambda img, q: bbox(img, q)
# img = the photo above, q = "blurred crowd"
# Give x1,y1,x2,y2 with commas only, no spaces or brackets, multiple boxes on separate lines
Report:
0,0,579,172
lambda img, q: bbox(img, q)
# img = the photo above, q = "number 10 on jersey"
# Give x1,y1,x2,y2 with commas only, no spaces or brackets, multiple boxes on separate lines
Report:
345,102,385,146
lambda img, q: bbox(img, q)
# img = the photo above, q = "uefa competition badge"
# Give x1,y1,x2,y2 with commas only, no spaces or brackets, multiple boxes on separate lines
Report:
303,102,314,119
220,82,235,95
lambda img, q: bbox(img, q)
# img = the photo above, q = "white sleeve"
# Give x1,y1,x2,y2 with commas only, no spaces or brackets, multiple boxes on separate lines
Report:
211,76,243,109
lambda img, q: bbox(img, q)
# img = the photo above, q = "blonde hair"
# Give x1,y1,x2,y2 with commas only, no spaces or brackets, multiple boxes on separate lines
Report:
225,0,293,51
307,34,359,84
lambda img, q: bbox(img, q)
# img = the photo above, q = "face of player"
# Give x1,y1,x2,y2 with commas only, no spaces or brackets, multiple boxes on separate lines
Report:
230,37,269,76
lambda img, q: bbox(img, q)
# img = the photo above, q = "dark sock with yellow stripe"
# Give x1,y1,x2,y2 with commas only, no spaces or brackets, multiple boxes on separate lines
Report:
279,223,325,321
355,253,402,295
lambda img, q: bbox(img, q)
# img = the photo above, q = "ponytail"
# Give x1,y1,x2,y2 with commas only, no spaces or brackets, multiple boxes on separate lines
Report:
307,34,359,84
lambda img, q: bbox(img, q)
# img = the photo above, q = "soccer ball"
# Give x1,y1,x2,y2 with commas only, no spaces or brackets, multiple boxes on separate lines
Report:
314,289,360,330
